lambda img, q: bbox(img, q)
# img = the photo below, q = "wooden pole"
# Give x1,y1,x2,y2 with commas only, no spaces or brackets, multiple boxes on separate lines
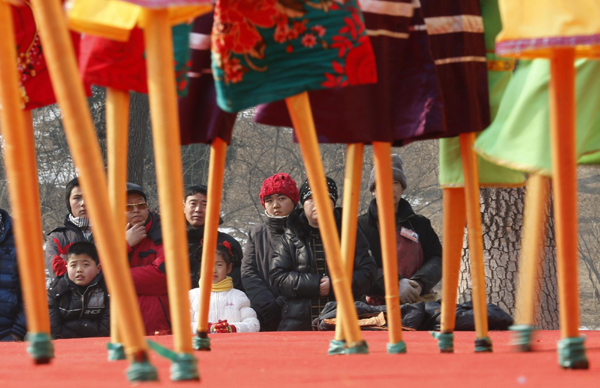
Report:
459,132,490,348
334,143,364,343
372,142,404,350
143,8,193,357
286,92,364,348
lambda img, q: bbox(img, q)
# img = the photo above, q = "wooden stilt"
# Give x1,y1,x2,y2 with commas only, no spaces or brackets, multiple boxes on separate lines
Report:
143,9,197,379
459,132,491,351
0,5,52,363
435,187,467,352
549,48,588,369
372,142,405,353
286,92,366,351
332,143,364,351
30,0,154,378
106,87,131,359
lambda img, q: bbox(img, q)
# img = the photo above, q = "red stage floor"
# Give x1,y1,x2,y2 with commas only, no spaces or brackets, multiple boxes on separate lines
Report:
0,330,599,387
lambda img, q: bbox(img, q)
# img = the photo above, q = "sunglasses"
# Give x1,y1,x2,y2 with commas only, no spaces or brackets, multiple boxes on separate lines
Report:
126,202,148,211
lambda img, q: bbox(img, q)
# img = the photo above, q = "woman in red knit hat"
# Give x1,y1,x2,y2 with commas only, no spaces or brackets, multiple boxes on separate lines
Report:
241,173,299,331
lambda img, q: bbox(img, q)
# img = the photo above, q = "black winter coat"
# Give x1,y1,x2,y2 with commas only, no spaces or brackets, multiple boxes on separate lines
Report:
271,208,377,331
241,216,287,331
48,272,110,339
358,198,442,295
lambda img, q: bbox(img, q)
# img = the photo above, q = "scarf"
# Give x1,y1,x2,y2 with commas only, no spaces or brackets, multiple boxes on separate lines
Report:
211,276,233,292
69,214,93,240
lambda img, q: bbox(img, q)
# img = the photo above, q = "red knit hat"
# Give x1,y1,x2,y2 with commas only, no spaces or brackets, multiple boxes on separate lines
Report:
260,173,300,207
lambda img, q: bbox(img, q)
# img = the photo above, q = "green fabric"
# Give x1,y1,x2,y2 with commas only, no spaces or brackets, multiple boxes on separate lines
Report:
438,0,526,187
26,332,54,364
126,359,159,382
328,339,346,356
431,331,454,353
107,342,126,361
557,337,589,369
475,59,600,175
386,340,407,354
146,340,199,381
474,336,493,352
509,324,535,352
193,333,211,351
345,340,369,355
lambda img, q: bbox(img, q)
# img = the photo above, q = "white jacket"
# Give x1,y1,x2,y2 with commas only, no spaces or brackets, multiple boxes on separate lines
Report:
189,288,260,333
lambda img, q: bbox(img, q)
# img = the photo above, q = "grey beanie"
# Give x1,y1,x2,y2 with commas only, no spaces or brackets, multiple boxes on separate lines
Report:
368,154,407,192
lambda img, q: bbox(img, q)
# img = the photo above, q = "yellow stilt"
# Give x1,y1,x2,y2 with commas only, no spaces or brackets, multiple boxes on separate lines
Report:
330,143,364,354
286,92,366,352
372,142,405,354
143,9,197,380
435,187,466,352
195,137,228,350
549,48,588,369
0,4,52,363
30,0,155,379
106,87,130,360
459,132,491,351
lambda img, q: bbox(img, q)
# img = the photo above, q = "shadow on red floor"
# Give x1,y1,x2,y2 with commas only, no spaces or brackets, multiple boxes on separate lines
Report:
0,330,599,387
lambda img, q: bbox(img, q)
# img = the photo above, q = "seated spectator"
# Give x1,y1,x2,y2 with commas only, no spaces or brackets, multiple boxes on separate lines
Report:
184,185,243,290
189,243,259,333
45,177,93,285
270,177,377,331
125,183,170,335
358,154,442,304
242,173,299,331
48,242,109,339
0,209,27,342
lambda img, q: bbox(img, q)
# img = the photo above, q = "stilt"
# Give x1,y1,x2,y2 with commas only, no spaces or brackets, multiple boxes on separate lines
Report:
30,0,157,381
459,133,492,352
330,143,364,355
143,9,197,380
549,48,588,369
194,137,228,351
286,92,367,353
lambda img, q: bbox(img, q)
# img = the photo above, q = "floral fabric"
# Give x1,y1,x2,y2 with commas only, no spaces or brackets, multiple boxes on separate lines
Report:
211,0,377,112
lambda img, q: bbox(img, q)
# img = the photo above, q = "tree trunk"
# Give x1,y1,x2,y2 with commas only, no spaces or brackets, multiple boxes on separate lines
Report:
458,187,559,330
127,92,150,185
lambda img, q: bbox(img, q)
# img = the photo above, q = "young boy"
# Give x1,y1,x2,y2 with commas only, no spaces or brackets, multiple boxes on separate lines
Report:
189,242,260,333
48,242,110,339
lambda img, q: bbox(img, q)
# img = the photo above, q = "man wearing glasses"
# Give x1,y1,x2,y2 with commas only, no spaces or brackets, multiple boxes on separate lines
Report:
125,183,171,335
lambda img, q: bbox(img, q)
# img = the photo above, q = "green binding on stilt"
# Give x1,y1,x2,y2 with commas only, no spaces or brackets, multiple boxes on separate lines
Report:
431,331,454,353
126,359,159,382
509,324,535,352
474,336,493,352
328,339,346,355
146,339,200,381
106,342,126,361
26,332,54,364
345,340,369,355
387,340,407,354
193,331,211,351
557,337,589,369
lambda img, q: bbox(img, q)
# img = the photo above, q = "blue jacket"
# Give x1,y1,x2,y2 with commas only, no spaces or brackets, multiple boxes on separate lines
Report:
0,209,27,341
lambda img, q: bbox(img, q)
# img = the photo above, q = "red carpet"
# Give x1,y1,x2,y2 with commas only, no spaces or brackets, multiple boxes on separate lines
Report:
1,331,599,387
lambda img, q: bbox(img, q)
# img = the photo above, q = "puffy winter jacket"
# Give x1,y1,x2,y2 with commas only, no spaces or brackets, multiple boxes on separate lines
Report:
47,272,110,339
44,214,90,286
128,212,171,335
241,217,287,331
271,208,377,331
0,210,27,341
189,287,259,333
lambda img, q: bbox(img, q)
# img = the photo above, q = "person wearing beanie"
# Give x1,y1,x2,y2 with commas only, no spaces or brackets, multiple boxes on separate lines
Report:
358,154,442,305
270,176,377,331
241,173,299,331
44,177,95,286
184,184,244,291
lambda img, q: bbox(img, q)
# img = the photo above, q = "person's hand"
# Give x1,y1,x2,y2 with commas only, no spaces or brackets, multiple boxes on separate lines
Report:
399,278,420,304
408,279,422,296
126,222,146,247
319,276,330,296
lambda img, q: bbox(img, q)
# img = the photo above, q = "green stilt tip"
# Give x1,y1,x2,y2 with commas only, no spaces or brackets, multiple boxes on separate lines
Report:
510,324,535,352
345,340,369,355
475,337,493,352
328,339,346,355
387,341,407,354
558,337,589,369
171,353,200,381
431,331,454,353
26,333,54,364
127,360,159,382
193,332,211,351
106,342,126,361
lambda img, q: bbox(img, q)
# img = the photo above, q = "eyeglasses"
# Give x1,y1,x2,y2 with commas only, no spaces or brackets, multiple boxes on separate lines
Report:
126,202,148,211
